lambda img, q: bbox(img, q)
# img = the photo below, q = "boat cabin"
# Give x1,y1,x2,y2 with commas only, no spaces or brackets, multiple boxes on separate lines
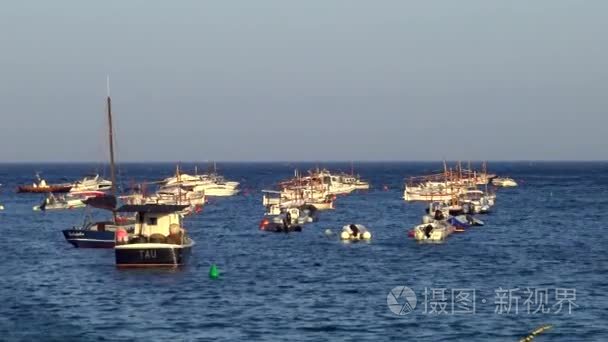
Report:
115,204,189,245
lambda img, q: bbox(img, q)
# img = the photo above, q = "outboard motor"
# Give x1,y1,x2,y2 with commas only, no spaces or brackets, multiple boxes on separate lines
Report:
423,224,433,238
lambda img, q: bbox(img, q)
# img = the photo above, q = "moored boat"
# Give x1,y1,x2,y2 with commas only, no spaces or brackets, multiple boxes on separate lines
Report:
63,220,134,248
62,195,135,248
114,204,194,268
492,177,518,187
17,174,72,193
62,80,125,247
340,224,372,241
33,193,88,211
70,174,113,194
412,220,455,242
259,204,318,233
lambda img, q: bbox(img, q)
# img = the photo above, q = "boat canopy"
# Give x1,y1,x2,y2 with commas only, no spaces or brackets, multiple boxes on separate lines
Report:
83,195,117,210
116,204,189,213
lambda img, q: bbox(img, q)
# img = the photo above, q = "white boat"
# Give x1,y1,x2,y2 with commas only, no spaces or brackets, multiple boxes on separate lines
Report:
492,177,518,187
412,220,455,242
281,169,357,195
259,204,318,232
403,162,497,202
121,187,205,216
33,193,87,211
340,224,372,241
403,181,464,202
411,202,456,242
70,174,112,193
155,186,206,206
263,205,318,225
315,169,356,195
459,189,492,214
340,174,370,190
161,166,239,197
192,181,239,197
262,189,334,211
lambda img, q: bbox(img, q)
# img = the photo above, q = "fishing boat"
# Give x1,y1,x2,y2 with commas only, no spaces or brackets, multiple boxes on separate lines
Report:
340,224,372,241
340,163,370,190
114,204,194,268
309,169,356,195
403,181,462,202
262,189,334,211
340,174,370,190
17,174,72,193
403,162,496,202
492,177,518,187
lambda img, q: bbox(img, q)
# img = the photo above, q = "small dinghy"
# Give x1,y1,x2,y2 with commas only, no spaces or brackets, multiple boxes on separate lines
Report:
449,215,484,228
259,204,318,233
412,219,455,242
411,205,456,241
340,224,372,241
114,204,194,268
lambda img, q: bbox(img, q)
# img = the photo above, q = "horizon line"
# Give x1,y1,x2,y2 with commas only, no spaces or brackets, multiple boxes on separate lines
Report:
0,159,607,164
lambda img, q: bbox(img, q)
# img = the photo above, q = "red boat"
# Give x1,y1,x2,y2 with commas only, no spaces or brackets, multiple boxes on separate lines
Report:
17,175,72,193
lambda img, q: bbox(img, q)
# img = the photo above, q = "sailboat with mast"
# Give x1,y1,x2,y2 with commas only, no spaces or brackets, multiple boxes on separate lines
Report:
62,79,133,248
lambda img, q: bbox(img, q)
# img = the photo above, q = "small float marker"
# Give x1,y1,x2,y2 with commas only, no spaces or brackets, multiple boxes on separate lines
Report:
519,324,552,342
209,264,219,279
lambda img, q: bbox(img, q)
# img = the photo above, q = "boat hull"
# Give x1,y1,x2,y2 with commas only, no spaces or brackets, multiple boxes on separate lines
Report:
260,223,302,233
413,223,455,242
115,243,192,267
17,185,72,193
62,230,116,248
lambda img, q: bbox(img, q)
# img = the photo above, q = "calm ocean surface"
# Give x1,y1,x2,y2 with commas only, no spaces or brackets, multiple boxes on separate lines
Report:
0,162,606,341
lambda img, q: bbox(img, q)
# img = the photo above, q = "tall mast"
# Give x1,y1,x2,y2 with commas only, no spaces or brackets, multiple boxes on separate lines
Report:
107,76,117,199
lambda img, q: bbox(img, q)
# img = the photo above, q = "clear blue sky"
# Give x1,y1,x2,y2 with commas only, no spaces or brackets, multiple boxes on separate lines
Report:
0,1,606,162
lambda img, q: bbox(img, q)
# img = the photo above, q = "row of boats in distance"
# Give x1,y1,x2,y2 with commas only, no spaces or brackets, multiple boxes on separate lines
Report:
260,168,370,234
3,161,518,268
257,161,517,244
14,165,239,213
407,162,518,242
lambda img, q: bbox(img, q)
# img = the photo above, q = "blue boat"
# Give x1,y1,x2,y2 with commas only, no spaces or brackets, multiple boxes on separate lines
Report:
63,221,134,248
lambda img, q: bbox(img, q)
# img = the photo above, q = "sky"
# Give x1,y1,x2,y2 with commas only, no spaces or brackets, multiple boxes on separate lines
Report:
0,0,606,162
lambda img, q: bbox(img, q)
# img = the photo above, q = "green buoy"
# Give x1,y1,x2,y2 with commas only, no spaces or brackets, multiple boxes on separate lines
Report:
209,264,219,279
